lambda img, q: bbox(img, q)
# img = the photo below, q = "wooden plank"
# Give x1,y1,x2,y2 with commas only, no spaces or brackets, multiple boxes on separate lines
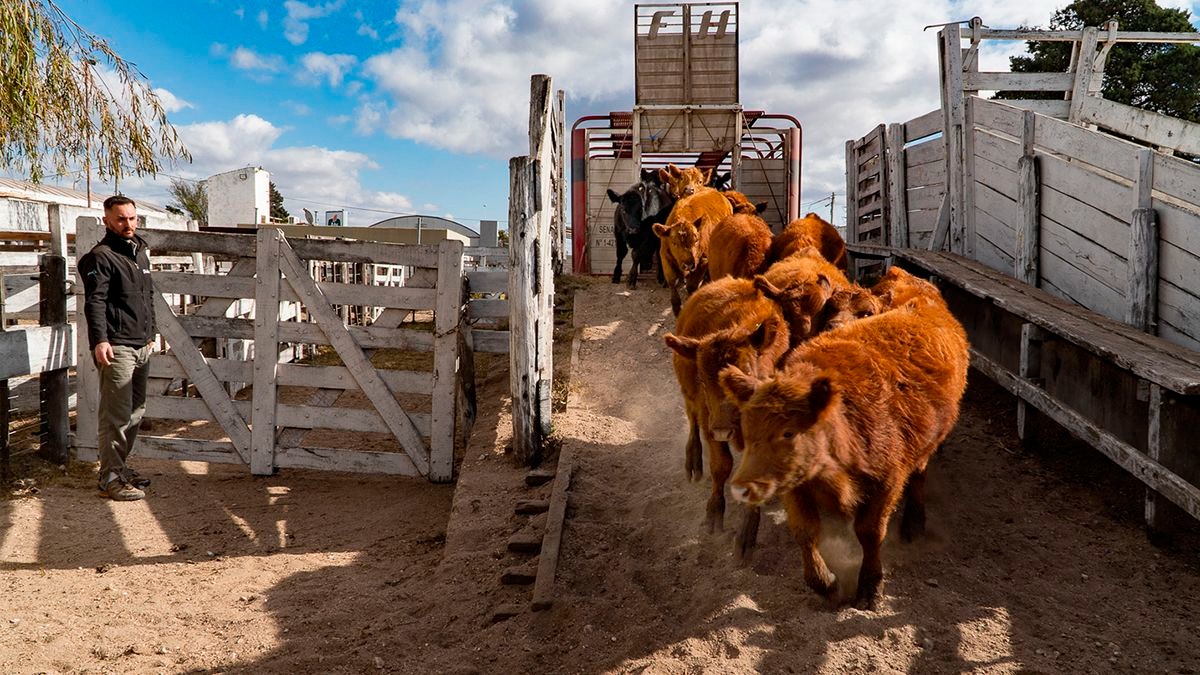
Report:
276,236,430,476
1067,28,1100,124
152,271,254,299
0,325,75,379
1040,216,1126,293
531,455,574,611
145,396,432,437
1016,110,1040,287
904,140,944,169
893,249,1200,394
974,207,1016,255
140,229,256,258
964,71,1074,92
175,315,437,351
153,293,251,462
136,436,241,465
1018,323,1046,444
904,109,942,141
1127,149,1159,333
971,97,1023,138
274,446,420,476
471,329,510,354
431,239,464,482
941,23,966,254
1158,207,1200,293
906,185,946,212
929,192,952,252
971,349,1200,522
1040,172,1130,258
251,229,282,475
467,299,509,320
974,227,1015,276
1039,246,1126,321
886,123,908,248
72,216,103,453
466,269,508,294
973,127,1021,173
905,161,945,188
1152,153,1200,208
1002,99,1071,119
974,181,1019,232
1078,96,1200,156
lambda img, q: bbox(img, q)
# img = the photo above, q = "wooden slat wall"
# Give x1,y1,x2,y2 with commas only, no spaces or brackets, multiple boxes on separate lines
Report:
585,156,638,275
849,124,887,246
736,159,788,232
903,133,945,248
969,97,1200,348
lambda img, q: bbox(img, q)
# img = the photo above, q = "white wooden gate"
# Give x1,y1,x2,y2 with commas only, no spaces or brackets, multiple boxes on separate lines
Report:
74,221,467,481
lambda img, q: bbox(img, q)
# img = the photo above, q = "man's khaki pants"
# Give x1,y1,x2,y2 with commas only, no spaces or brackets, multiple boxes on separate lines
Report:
97,343,152,490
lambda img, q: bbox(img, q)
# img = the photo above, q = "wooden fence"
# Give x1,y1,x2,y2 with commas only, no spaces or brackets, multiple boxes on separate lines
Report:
69,216,514,482
845,23,1200,529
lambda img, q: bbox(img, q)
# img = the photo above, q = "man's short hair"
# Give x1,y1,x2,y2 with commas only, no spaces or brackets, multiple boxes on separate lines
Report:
103,195,136,211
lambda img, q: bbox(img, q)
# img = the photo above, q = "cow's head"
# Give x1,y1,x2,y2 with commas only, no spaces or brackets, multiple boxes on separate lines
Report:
724,191,768,215
608,186,645,237
654,216,703,274
709,171,732,191
754,269,836,341
659,164,710,199
720,362,838,504
666,311,790,446
819,285,885,332
872,266,945,310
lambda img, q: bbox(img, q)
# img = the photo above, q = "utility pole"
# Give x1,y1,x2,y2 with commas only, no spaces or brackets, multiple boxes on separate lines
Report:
829,192,836,223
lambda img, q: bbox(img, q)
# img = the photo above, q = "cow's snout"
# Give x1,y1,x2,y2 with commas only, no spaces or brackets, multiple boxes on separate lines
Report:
710,427,733,443
730,479,774,505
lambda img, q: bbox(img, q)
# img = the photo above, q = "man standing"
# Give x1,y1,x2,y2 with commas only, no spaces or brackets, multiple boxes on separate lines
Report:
80,195,157,501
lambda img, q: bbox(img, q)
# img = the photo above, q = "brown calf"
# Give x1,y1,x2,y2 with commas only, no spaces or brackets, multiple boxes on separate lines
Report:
664,278,790,553
754,248,851,346
719,293,969,610
723,190,769,215
771,213,848,270
659,164,712,199
654,189,734,315
707,213,774,281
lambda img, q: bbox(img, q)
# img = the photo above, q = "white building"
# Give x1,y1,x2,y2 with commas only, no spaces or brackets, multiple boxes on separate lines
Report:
206,166,269,228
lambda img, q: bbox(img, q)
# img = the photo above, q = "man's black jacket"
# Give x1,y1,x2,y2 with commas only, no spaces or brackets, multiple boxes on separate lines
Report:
79,230,157,350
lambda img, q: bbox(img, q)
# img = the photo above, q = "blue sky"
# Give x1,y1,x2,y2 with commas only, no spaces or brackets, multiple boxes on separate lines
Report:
40,0,1200,230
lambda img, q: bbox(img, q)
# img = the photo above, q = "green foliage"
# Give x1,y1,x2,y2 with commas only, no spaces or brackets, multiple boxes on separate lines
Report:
167,178,206,224
497,229,510,247
1002,0,1200,122
0,0,190,182
269,181,290,221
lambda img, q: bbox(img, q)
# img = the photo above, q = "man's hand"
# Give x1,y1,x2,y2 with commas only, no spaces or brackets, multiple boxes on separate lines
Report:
94,342,114,368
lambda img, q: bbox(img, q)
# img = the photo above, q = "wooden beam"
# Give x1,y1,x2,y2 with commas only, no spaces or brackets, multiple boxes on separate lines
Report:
1127,149,1158,333
251,229,282,475
886,123,909,248
0,325,75,379
430,239,464,482
928,192,952,252
72,216,103,458
1016,110,1041,284
531,453,574,611
1067,27,1100,125
1077,95,1200,156
276,236,431,477
153,293,252,462
972,349,1200,521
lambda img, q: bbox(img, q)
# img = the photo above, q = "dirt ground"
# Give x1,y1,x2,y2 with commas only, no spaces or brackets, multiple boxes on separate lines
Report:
3,279,1200,673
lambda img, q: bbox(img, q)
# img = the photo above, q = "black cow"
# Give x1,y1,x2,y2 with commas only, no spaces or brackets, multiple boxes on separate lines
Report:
606,170,673,288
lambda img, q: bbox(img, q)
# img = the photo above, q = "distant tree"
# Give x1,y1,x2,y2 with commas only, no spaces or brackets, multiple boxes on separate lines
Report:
497,229,510,247
999,0,1200,123
167,178,207,224
270,181,291,221
0,0,190,182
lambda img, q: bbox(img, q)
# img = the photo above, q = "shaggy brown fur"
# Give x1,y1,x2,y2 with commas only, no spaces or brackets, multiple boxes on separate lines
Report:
771,213,848,270
819,285,886,332
870,265,948,311
707,213,774,281
653,189,734,315
664,278,790,554
754,248,851,346
723,190,768,215
719,289,969,610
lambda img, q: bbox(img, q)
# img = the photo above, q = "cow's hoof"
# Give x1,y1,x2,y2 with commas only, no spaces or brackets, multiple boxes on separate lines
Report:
735,508,761,562
611,274,622,284
852,594,880,612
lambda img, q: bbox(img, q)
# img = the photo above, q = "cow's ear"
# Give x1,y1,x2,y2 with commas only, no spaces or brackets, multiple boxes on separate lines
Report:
692,216,704,230
719,365,757,405
653,221,671,238
808,376,835,415
754,201,768,214
666,164,681,178
664,333,699,359
701,168,713,185
607,189,620,203
816,274,833,296
754,275,784,301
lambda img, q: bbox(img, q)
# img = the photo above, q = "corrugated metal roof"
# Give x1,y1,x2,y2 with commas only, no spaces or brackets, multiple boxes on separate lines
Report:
0,177,173,214
368,215,479,239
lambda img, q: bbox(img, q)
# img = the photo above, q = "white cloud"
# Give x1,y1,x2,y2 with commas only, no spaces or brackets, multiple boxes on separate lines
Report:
298,52,358,87
229,46,285,73
281,100,313,116
152,87,193,113
354,0,1077,220
257,9,269,29
283,0,345,46
234,6,245,20
357,23,380,40
146,113,414,221
328,114,352,126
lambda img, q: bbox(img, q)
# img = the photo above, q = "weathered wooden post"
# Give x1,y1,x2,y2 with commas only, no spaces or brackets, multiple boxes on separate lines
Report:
1015,110,1045,447
1,279,9,482
884,122,908,248
73,216,105,461
509,154,541,465
938,23,966,255
38,254,70,464
431,239,465,482
529,74,556,439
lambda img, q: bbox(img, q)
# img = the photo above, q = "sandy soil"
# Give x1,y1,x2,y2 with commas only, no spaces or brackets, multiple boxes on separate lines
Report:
3,279,1200,673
